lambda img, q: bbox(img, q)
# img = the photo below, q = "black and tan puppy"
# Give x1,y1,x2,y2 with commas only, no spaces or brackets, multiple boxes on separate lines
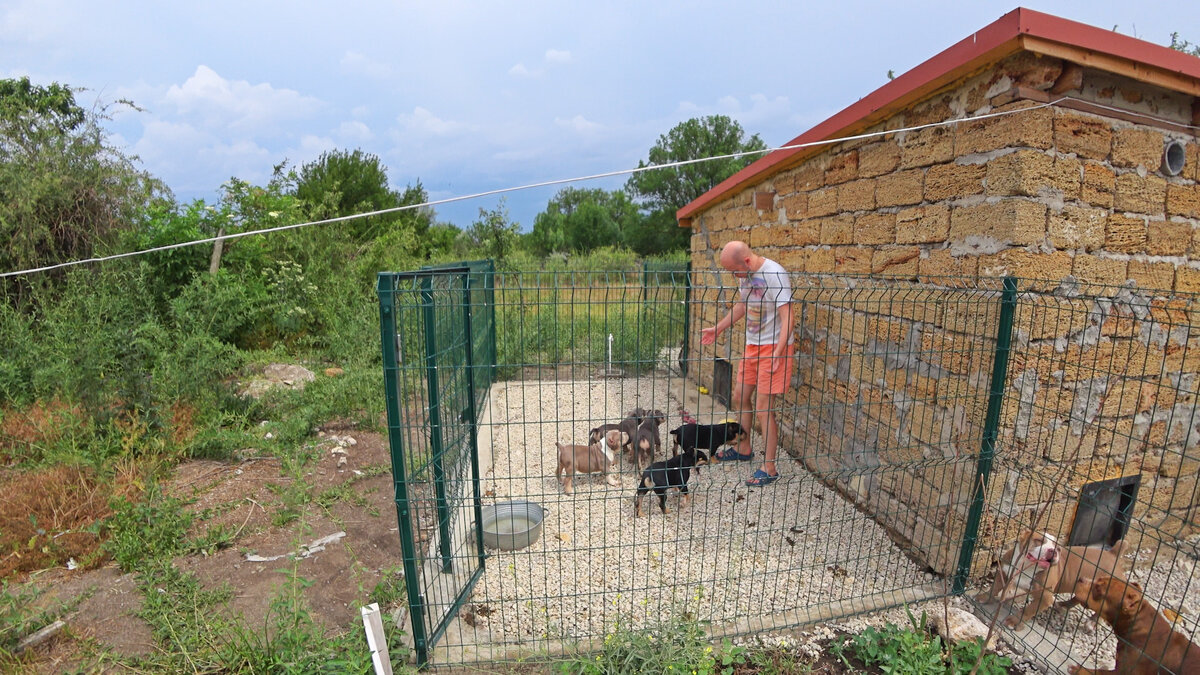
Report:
669,421,746,458
632,409,665,469
634,448,707,517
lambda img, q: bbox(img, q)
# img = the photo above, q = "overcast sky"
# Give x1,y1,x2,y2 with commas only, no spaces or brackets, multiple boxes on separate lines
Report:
5,1,1198,232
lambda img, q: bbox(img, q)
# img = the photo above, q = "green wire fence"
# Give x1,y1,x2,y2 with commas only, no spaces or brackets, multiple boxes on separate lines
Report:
378,265,1199,671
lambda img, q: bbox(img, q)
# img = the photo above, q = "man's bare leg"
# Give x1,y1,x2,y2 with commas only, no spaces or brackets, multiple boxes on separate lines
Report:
732,379,755,458
756,390,778,476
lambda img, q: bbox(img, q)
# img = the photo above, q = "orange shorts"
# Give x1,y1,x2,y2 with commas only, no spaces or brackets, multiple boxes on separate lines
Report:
737,343,795,395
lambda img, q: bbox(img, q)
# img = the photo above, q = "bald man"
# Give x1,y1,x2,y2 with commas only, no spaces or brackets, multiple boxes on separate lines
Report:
700,241,794,487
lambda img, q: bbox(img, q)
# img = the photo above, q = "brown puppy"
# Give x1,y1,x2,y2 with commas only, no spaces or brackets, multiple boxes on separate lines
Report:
587,426,629,453
980,530,1126,628
632,409,665,469
1070,575,1200,675
554,438,619,495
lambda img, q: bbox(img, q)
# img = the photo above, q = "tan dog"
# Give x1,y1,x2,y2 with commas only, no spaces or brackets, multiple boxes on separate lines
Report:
1070,575,1200,675
554,436,619,495
981,530,1126,628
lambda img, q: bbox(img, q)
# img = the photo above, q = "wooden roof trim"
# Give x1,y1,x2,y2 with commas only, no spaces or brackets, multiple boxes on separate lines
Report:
1020,35,1200,97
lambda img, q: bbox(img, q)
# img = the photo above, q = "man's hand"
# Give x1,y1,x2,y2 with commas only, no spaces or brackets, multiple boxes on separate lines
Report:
700,326,718,345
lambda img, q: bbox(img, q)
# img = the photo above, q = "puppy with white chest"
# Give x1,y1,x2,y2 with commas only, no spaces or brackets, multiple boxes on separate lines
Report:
554,431,621,495
979,530,1127,628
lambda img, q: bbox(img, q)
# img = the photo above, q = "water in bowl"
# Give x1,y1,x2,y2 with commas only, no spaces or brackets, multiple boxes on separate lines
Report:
490,516,534,535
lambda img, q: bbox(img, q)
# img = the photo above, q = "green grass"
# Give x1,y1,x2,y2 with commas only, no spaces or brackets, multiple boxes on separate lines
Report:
829,609,1011,675
558,616,754,675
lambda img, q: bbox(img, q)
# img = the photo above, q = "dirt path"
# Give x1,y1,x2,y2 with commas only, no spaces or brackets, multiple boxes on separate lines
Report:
21,425,405,672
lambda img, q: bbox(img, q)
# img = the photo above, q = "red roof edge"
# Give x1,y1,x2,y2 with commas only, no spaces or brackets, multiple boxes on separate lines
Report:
677,7,1200,223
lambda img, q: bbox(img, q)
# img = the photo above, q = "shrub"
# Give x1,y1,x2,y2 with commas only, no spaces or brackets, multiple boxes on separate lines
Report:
102,482,192,571
830,609,1012,675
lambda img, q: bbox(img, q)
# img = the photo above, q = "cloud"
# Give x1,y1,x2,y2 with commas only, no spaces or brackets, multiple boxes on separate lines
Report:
131,119,209,170
554,114,601,133
0,0,71,42
340,51,392,79
508,63,539,78
510,49,569,78
674,93,793,127
289,134,338,167
163,65,323,133
335,120,374,143
395,106,473,136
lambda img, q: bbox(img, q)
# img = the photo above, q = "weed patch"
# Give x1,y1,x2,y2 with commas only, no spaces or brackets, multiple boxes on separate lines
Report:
829,609,1012,675
0,465,136,577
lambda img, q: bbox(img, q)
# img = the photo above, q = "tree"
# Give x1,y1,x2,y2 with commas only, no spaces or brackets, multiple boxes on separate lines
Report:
468,199,520,261
624,115,767,254
1169,32,1200,57
529,187,639,254
0,77,164,308
293,149,432,247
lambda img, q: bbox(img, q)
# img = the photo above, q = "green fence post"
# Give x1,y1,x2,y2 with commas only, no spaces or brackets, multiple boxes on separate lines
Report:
463,276,487,570
682,260,692,376
487,260,497,383
377,273,430,665
953,276,1018,595
422,274,454,574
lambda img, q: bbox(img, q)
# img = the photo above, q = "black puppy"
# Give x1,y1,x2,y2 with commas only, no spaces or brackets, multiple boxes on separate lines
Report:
668,421,746,459
634,448,707,517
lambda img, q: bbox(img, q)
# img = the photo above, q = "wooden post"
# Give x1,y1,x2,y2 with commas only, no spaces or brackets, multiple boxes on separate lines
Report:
209,228,226,274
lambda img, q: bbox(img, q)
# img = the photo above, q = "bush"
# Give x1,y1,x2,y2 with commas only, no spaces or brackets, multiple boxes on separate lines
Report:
169,269,269,346
559,616,748,675
830,609,1012,675
102,482,192,571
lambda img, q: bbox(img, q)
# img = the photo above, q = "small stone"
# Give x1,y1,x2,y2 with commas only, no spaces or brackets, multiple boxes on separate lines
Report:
337,456,348,468
345,437,357,446
324,367,345,377
264,432,274,439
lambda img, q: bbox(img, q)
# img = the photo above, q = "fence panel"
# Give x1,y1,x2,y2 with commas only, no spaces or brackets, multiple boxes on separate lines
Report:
377,263,494,666
380,266,1199,671
966,280,1200,672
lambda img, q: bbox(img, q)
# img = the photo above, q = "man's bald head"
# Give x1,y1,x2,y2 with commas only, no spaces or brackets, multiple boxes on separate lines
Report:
719,240,754,275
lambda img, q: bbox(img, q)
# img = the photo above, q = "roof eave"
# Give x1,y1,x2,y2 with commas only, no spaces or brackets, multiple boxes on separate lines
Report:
677,6,1200,226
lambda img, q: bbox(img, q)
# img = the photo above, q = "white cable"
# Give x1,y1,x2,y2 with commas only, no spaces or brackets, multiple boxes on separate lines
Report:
0,96,1092,280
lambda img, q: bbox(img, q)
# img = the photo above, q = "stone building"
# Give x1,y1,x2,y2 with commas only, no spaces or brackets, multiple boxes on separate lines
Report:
678,8,1200,575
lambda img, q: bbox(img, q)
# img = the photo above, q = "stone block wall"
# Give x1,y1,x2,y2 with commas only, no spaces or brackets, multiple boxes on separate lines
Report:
687,51,1200,575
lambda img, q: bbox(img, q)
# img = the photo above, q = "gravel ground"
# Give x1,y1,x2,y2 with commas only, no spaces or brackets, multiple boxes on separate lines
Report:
436,372,1198,673
464,374,935,648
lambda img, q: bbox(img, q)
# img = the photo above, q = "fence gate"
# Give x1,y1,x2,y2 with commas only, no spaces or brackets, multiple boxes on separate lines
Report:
377,261,495,666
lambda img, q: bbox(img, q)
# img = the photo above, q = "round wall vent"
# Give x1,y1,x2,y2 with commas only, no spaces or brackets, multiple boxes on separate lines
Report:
1162,139,1186,177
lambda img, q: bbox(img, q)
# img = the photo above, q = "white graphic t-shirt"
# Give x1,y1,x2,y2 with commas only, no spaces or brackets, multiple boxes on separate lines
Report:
739,258,793,346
